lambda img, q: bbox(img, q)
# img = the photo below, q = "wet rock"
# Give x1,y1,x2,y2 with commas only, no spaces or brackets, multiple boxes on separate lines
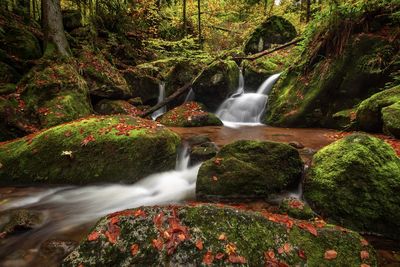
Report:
158,102,223,127
62,205,377,266
192,60,239,111
123,67,160,105
94,99,142,116
38,239,78,264
278,197,315,220
244,16,297,55
304,134,400,239
288,141,305,149
0,115,180,185
78,49,131,99
127,97,143,106
356,85,400,132
382,101,400,138
62,10,82,32
20,62,92,128
190,142,219,166
0,209,44,237
332,108,357,130
196,140,303,200
186,135,212,146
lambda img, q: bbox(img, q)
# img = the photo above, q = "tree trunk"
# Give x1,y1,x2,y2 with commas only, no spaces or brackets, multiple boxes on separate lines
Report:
306,0,311,22
197,0,202,47
182,0,187,35
42,0,71,57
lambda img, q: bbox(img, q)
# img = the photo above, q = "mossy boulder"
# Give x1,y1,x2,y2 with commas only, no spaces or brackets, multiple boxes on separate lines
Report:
279,197,315,220
94,99,142,116
0,62,20,84
62,10,82,32
196,140,303,200
190,142,219,166
356,86,400,132
0,209,44,237
304,134,400,239
0,97,33,141
266,8,399,128
192,60,239,111
158,102,223,127
20,62,92,128
244,16,297,55
382,101,400,138
63,204,377,266
0,25,42,60
78,49,131,99
332,109,357,130
0,115,180,185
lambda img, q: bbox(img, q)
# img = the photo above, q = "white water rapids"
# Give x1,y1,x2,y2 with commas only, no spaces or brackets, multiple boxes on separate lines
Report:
216,73,281,128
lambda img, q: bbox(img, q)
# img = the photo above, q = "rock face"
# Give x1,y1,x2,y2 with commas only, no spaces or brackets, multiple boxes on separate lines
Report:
356,85,400,132
123,67,160,106
94,99,142,116
192,60,239,111
304,134,400,239
196,140,303,200
0,116,180,185
266,5,399,128
382,101,400,138
0,97,28,141
158,102,223,127
20,62,92,128
62,205,377,267
244,16,297,55
78,50,131,99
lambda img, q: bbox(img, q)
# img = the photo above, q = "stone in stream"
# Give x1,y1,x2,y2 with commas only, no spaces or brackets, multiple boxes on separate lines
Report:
304,134,400,240
278,197,315,220
158,102,223,127
382,101,400,139
0,209,45,237
62,204,377,266
0,115,180,185
196,140,303,200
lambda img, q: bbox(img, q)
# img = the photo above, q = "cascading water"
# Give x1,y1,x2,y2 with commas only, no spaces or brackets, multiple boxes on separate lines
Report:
216,73,281,127
151,82,167,120
184,88,195,102
0,144,200,265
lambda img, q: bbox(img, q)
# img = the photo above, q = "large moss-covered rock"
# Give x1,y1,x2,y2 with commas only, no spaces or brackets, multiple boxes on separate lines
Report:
94,99,142,116
0,25,42,60
78,49,131,99
304,134,400,239
0,62,20,85
356,86,400,132
244,16,297,55
192,60,239,111
266,6,399,128
382,101,400,138
0,115,180,185
158,102,223,127
63,205,377,266
196,140,303,200
20,62,92,128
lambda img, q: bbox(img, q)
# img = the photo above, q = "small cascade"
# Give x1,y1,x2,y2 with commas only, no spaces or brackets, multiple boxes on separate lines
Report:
216,73,281,127
184,88,195,102
175,143,191,170
151,82,167,120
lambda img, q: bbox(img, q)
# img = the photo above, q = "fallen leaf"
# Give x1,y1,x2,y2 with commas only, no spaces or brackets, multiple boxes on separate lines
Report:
81,134,96,146
215,253,225,260
134,209,146,218
195,240,203,250
324,250,337,260
283,243,292,253
212,176,218,182
360,251,369,260
218,233,227,241
152,238,163,250
298,249,306,259
228,255,247,264
225,243,237,255
203,251,214,265
360,264,370,267
131,244,139,256
360,239,369,246
298,222,318,236
265,249,275,260
87,231,100,241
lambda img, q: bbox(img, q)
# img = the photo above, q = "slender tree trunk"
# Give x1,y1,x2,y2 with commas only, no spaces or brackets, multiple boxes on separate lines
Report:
197,0,202,47
183,0,187,36
42,0,71,56
306,0,311,22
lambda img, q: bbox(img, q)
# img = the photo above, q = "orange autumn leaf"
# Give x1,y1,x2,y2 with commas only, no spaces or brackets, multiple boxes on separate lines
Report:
134,209,146,218
87,231,100,241
298,222,318,236
360,251,369,260
177,233,186,241
218,233,227,241
278,247,284,254
203,251,214,265
153,212,164,228
228,255,247,264
265,249,275,260
360,239,369,246
225,243,237,255
110,217,119,225
81,134,96,146
360,264,371,267
131,244,139,256
214,157,223,165
324,250,337,260
215,253,225,260
283,243,292,253
195,240,204,250
152,238,163,250
212,176,218,182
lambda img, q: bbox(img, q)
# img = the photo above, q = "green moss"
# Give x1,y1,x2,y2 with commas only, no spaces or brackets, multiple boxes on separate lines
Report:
158,102,222,127
0,83,17,95
0,115,180,185
196,140,303,200
63,205,377,266
332,108,357,130
304,134,400,239
382,101,400,138
1,25,42,60
94,99,142,116
279,198,315,220
0,209,44,236
0,62,20,84
356,85,400,132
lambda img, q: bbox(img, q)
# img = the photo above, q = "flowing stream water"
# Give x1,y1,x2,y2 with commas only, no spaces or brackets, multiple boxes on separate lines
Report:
216,73,281,128
151,82,167,120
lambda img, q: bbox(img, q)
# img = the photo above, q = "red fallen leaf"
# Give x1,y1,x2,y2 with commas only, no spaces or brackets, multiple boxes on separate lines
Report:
131,244,139,256
134,209,146,218
107,210,136,219
225,243,237,255
360,239,369,246
203,251,214,265
105,223,120,244
288,199,304,209
196,240,204,250
154,212,164,228
64,131,72,137
218,233,227,241
78,264,84,267
265,249,275,260
283,243,292,253
152,238,163,250
278,247,284,254
314,218,327,228
177,233,186,241
298,222,318,236
88,231,100,241
298,249,306,259
215,253,225,260
110,217,119,225
324,250,337,260
360,250,369,260
360,264,371,267
81,134,96,146
228,255,247,264
214,157,223,165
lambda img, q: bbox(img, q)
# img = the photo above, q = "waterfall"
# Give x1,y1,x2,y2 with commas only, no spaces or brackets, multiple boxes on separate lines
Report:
151,82,167,120
184,88,195,102
216,73,281,127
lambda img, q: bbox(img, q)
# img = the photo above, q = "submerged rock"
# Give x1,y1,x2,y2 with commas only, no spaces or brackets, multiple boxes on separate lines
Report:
244,16,297,55
158,102,223,127
62,205,377,266
382,101,400,138
20,62,92,128
356,85,400,132
0,115,180,185
196,140,303,200
304,134,400,239
192,60,239,111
